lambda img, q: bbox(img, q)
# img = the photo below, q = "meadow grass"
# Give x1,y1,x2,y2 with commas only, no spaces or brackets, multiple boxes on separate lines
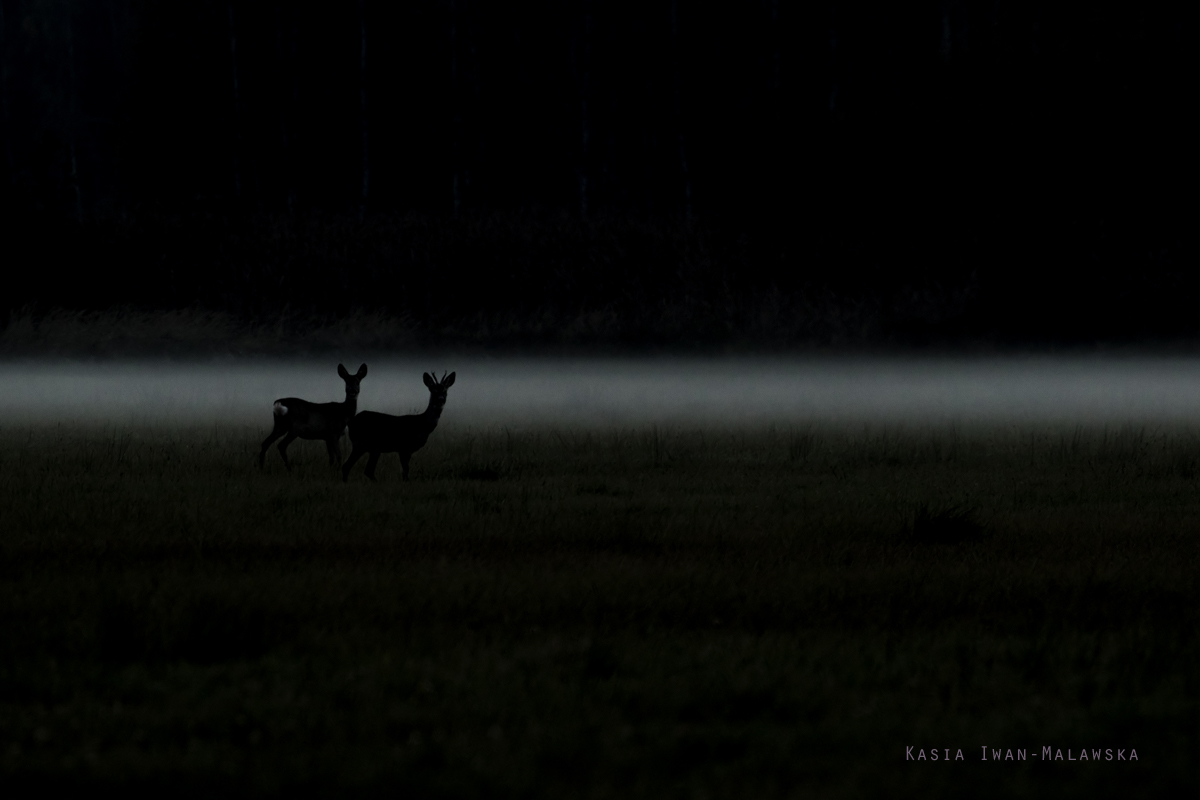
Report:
1,422,1197,797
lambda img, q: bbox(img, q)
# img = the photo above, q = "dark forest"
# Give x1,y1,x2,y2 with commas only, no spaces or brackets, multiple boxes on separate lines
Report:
0,0,1193,349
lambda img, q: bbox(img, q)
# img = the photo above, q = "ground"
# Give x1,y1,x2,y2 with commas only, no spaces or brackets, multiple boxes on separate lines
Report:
0,423,1195,796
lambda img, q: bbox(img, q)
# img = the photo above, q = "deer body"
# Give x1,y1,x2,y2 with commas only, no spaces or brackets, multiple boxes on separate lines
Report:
260,363,368,469
342,371,455,482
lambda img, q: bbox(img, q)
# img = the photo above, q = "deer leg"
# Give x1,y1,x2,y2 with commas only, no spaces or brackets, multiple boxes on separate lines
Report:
325,438,341,467
400,454,411,481
342,447,364,482
277,432,299,469
259,425,286,468
364,452,380,481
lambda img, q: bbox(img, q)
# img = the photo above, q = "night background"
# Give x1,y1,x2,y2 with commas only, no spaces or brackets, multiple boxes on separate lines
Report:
1,2,1197,797
2,0,1193,350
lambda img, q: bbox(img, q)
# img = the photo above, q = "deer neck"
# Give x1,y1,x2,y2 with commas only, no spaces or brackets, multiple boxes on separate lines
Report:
342,393,358,421
422,397,445,426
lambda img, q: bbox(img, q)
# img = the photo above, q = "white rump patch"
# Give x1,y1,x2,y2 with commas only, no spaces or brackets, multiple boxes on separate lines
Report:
274,401,288,416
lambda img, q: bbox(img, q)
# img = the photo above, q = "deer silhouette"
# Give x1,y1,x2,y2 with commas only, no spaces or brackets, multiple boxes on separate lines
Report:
259,363,368,469
342,371,455,482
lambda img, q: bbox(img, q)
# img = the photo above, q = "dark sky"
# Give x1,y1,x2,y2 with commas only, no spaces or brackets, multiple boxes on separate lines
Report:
0,1,1194,346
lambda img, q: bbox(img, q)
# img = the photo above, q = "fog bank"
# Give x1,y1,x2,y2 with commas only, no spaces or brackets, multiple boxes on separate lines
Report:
3,357,1200,427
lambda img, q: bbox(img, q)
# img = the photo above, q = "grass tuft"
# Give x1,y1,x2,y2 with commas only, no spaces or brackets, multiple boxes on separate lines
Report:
461,465,501,481
908,503,986,545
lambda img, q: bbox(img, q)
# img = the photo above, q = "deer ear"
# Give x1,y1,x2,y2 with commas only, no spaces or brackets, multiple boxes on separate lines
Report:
356,364,368,379
443,372,455,388
423,372,435,388
338,364,350,380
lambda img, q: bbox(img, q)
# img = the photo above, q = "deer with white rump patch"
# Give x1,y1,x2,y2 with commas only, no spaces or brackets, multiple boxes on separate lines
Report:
259,363,368,469
342,371,455,482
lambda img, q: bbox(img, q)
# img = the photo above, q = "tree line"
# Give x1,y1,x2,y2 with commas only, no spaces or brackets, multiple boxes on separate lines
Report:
1,1,1193,346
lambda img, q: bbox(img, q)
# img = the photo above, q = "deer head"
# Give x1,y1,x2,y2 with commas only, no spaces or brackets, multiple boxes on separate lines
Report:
338,363,369,398
422,371,456,409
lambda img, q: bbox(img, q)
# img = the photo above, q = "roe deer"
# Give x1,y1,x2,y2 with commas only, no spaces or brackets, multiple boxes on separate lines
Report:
342,371,455,482
259,363,368,469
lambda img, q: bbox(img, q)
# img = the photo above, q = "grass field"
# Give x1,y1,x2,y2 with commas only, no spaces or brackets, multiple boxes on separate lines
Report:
1,422,1197,796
